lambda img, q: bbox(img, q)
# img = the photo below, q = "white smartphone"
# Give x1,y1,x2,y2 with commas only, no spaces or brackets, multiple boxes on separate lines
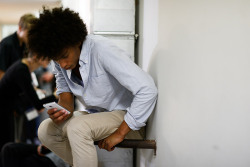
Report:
43,102,70,114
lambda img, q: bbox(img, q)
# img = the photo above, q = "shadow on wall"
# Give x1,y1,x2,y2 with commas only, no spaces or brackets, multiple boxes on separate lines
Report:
146,46,160,139
136,47,159,167
138,46,178,167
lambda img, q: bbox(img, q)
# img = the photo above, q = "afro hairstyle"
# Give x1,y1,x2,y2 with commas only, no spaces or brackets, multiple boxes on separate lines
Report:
28,7,88,60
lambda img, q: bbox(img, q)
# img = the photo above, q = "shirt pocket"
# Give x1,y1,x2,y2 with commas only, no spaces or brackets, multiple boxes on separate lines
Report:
87,74,113,99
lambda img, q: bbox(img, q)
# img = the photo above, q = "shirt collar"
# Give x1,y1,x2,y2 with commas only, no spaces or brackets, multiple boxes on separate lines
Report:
79,35,92,65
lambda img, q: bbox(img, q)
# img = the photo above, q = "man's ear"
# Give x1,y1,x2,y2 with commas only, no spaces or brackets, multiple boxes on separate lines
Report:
17,25,22,33
78,41,82,47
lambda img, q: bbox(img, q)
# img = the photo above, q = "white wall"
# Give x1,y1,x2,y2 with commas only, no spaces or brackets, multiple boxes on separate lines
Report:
138,0,250,167
61,0,91,32
137,0,158,71
136,0,158,166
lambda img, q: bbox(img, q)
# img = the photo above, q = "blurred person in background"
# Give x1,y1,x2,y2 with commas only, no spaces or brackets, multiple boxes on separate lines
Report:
0,51,57,150
1,142,69,167
0,13,36,80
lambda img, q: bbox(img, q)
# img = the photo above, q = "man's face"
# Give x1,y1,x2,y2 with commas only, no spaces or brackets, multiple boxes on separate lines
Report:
21,29,29,44
56,44,81,70
18,27,29,44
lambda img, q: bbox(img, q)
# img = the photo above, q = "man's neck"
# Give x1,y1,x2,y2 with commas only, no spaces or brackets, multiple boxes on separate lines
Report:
22,58,39,72
16,30,26,46
17,34,24,46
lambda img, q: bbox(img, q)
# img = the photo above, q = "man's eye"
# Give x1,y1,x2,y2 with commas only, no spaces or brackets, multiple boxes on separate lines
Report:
62,55,68,59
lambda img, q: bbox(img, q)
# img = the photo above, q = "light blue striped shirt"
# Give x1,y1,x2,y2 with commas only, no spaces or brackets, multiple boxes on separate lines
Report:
53,35,157,130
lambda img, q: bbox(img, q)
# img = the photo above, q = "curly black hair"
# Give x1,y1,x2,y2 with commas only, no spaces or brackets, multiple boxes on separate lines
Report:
28,7,88,60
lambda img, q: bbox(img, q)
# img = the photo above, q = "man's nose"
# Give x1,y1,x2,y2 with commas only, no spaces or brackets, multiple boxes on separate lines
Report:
58,60,67,68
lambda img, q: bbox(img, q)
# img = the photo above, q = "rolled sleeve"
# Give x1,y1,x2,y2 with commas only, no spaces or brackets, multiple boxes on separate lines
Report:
124,85,158,130
124,111,146,130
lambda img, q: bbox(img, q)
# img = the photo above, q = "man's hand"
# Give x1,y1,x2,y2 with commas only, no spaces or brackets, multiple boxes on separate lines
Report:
98,121,131,151
37,145,51,156
98,131,125,151
37,145,44,156
48,92,74,124
47,108,71,125
40,72,54,83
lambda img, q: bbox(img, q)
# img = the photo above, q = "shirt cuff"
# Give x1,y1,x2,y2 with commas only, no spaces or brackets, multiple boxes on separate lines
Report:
124,111,146,131
56,89,72,96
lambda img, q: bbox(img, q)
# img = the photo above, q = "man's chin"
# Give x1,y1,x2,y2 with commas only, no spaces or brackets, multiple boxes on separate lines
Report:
64,66,71,70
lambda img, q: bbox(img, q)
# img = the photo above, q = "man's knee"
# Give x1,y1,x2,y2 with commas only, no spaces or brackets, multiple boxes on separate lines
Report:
67,118,92,140
38,118,55,144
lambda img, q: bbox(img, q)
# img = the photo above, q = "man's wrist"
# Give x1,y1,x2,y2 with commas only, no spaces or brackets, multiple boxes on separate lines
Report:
116,121,131,138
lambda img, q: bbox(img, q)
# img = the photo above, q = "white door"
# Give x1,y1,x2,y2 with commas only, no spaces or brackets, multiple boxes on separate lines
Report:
90,0,136,61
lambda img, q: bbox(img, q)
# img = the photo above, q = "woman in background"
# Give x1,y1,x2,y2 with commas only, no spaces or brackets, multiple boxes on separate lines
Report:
0,52,57,149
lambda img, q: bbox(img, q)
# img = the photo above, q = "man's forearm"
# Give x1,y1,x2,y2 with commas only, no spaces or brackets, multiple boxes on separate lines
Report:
58,92,74,112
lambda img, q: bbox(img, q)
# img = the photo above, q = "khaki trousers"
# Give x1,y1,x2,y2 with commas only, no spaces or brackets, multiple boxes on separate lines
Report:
38,110,143,167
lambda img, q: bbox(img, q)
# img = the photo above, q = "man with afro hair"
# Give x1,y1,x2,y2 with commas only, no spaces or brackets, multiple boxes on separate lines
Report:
28,7,157,167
